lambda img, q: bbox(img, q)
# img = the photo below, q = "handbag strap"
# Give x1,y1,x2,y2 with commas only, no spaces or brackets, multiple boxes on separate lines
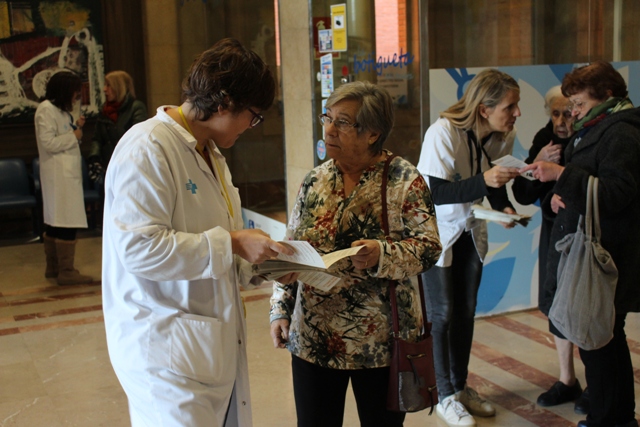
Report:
591,177,602,242
381,154,396,235
584,175,594,238
380,154,431,341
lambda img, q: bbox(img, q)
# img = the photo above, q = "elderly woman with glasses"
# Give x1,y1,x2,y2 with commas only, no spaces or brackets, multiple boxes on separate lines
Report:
523,61,640,427
269,81,442,427
417,69,522,427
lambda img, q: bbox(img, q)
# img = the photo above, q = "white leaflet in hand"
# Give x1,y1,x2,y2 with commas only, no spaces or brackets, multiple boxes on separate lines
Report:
257,242,365,289
471,204,531,226
276,241,326,268
492,155,535,181
276,241,364,269
320,245,365,268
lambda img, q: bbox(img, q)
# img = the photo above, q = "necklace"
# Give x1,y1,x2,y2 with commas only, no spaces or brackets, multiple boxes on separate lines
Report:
178,106,234,218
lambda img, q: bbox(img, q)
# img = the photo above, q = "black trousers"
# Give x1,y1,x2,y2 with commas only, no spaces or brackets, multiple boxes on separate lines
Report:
45,225,77,241
579,313,636,426
421,231,483,399
291,355,406,427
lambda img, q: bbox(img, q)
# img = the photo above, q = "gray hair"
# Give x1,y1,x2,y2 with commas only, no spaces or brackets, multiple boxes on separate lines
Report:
325,81,395,154
544,85,564,116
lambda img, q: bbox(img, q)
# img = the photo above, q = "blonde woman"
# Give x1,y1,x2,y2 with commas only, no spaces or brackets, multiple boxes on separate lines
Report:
417,69,522,427
88,70,147,181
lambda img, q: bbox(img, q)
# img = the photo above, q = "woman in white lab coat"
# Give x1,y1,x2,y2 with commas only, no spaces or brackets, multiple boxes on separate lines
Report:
35,71,93,285
102,38,293,427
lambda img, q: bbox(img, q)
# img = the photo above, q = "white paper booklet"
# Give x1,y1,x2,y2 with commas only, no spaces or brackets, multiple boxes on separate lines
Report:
253,241,364,292
492,155,535,180
471,204,531,227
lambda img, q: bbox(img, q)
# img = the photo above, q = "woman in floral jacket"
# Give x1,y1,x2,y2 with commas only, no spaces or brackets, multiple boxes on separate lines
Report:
270,81,442,427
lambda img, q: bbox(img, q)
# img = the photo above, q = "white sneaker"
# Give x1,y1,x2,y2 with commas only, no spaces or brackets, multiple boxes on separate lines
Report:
436,395,476,427
457,385,496,417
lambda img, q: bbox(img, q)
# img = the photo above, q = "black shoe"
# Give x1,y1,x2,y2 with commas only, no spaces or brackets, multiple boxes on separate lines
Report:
574,387,590,415
577,418,639,427
537,380,583,407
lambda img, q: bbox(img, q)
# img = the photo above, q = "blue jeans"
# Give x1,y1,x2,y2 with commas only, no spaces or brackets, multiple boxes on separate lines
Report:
421,231,483,400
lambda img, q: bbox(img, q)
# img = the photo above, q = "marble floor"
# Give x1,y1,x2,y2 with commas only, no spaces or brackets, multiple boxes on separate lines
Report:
0,236,639,427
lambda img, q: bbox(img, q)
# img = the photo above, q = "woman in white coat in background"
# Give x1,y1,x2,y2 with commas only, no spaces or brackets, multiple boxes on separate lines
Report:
35,71,92,285
102,38,294,427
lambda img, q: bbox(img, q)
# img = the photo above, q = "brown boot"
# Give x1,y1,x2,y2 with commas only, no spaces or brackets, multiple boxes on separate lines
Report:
55,239,93,285
43,233,58,278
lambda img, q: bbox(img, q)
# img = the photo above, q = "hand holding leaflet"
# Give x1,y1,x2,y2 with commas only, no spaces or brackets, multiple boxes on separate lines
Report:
471,204,531,227
252,241,365,292
493,155,536,181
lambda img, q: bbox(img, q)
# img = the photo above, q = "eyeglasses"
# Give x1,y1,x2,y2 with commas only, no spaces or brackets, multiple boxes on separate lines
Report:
318,114,359,132
570,100,585,111
248,108,264,128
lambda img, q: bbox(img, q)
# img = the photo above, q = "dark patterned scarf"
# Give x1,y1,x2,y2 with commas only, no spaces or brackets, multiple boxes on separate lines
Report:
573,97,634,133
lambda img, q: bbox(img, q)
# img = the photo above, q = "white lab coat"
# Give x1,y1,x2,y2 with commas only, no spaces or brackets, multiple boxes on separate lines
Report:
417,118,515,267
34,100,87,228
102,107,254,427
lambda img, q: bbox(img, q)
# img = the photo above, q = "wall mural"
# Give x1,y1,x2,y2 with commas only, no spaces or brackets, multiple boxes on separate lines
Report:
0,0,104,124
430,61,640,316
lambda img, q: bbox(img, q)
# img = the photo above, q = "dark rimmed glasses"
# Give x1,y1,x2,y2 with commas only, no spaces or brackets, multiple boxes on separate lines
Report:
248,108,264,128
318,114,359,132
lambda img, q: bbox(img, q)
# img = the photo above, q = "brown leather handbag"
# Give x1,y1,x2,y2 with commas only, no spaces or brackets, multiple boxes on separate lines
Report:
381,154,438,413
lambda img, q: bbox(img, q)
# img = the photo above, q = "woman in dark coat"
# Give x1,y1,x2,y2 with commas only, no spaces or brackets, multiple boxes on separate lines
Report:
523,61,640,427
88,70,147,182
512,86,588,413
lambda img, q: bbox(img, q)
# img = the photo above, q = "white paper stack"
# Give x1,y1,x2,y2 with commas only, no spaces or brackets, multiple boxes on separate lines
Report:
471,204,531,227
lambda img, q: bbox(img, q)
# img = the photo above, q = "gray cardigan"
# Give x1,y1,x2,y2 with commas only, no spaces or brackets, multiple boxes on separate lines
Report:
540,107,640,315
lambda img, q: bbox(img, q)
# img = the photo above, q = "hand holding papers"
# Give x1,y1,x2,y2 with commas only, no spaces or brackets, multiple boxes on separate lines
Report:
519,161,565,183
471,204,531,227
492,155,536,180
253,241,365,292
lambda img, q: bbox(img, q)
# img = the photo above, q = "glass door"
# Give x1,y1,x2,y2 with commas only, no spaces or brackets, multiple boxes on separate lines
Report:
310,0,423,166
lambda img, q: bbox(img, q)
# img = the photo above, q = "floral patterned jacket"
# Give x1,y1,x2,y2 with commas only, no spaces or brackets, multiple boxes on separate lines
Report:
270,152,442,369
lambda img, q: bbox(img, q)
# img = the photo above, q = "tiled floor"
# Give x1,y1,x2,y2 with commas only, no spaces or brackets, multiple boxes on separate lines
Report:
1,236,639,427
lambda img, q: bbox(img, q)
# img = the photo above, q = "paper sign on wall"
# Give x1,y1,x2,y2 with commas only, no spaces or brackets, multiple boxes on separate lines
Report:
330,4,347,52
318,29,333,53
320,53,334,98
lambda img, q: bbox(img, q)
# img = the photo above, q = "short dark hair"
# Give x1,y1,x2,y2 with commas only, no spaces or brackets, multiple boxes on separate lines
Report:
45,71,82,112
562,61,628,101
182,38,276,121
